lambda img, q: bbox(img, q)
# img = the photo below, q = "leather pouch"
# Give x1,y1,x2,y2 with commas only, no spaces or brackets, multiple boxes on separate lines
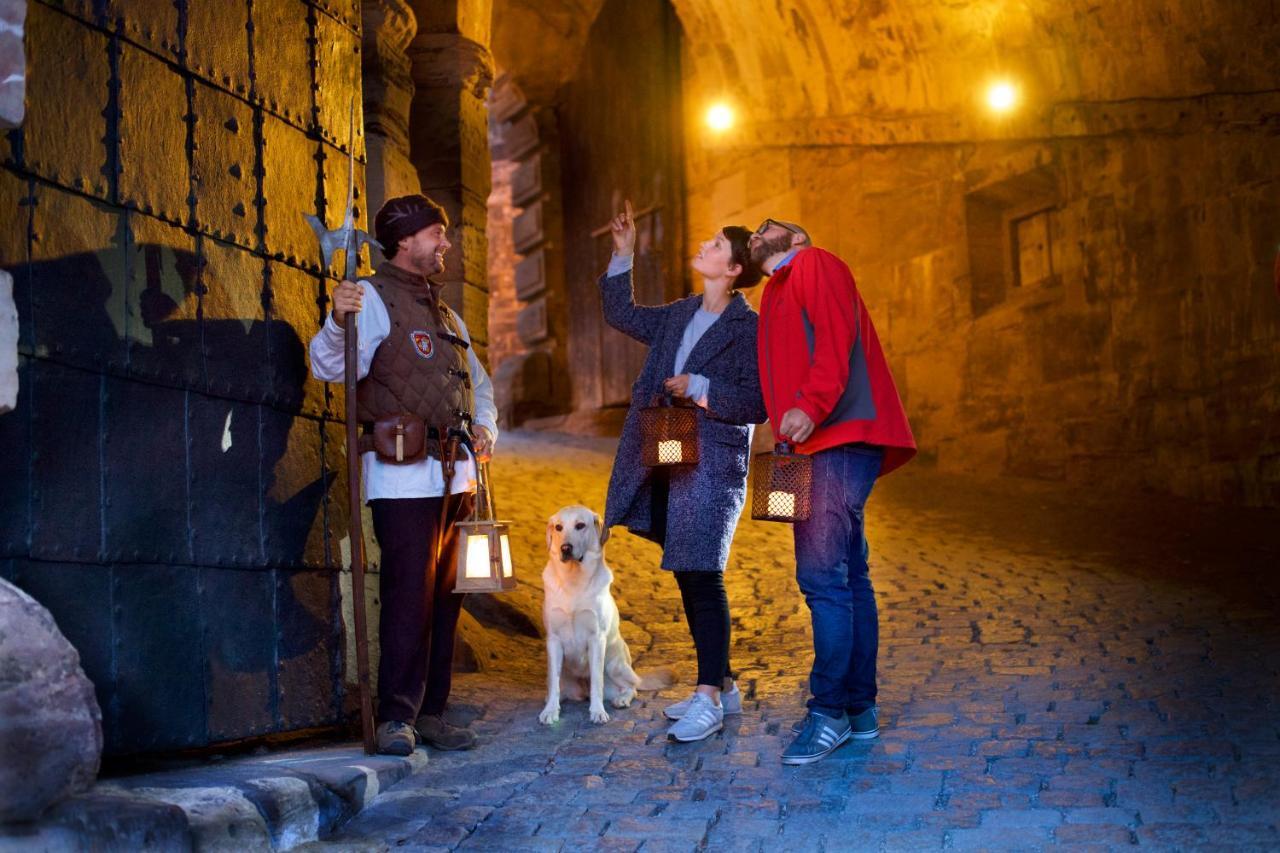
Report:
370,414,427,464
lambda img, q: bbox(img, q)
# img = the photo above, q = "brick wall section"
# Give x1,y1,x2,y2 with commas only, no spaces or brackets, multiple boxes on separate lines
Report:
0,0,368,754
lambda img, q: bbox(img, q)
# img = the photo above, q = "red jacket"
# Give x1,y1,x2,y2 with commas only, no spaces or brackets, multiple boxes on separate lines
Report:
758,247,916,475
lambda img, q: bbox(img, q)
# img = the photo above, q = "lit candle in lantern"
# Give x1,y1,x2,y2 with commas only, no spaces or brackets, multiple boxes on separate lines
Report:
769,491,796,518
658,440,683,464
499,533,513,578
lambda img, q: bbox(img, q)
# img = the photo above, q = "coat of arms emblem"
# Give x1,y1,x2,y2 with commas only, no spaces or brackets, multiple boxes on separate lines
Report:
411,330,434,359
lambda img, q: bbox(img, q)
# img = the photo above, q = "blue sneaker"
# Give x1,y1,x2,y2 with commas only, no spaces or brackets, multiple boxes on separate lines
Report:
781,710,851,765
792,706,879,738
849,706,879,740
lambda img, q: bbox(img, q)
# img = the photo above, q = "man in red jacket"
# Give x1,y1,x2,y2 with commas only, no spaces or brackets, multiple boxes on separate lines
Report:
751,218,916,765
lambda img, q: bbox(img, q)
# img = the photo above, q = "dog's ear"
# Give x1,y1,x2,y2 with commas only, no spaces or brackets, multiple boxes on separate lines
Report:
595,513,610,548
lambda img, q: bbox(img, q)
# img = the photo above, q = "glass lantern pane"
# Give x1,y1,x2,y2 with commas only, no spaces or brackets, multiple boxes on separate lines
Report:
465,535,492,579
499,533,512,578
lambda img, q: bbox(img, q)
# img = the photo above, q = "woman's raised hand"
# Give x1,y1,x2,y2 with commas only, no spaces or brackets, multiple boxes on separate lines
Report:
609,199,637,256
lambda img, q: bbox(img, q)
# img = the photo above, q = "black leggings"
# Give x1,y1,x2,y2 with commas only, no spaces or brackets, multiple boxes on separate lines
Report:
674,571,732,689
650,468,732,688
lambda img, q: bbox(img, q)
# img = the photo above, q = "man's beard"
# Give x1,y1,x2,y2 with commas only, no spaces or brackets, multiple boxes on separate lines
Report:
415,246,444,277
750,232,794,266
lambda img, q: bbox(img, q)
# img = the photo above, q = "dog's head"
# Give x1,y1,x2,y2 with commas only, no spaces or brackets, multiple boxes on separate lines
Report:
546,505,610,564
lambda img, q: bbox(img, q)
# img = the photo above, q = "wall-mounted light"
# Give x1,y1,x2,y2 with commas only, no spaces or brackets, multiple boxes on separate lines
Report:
986,80,1019,114
706,102,735,132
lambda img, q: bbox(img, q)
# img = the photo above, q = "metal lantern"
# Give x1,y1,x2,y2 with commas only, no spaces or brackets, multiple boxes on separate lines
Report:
454,462,517,593
639,394,700,467
750,441,813,522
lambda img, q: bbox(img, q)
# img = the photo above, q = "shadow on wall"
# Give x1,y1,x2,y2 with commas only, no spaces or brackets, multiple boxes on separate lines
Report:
0,242,345,756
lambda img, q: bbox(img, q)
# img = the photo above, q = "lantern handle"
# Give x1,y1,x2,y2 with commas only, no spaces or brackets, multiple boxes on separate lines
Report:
475,461,498,521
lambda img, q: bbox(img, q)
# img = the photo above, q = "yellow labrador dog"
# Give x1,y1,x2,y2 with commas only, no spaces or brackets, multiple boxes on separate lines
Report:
538,505,642,725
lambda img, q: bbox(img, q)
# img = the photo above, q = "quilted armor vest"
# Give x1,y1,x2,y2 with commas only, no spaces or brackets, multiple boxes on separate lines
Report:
355,264,474,432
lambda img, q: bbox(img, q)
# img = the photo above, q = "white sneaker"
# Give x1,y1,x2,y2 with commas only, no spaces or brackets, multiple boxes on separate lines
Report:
666,693,724,742
664,682,741,720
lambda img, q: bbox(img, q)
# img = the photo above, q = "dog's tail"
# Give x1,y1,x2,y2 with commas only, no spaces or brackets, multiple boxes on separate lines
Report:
635,667,676,691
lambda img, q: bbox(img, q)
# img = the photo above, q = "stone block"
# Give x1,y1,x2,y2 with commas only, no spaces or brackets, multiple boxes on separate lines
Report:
503,112,539,161
511,154,543,207
314,10,363,151
0,577,102,821
261,114,323,268
253,0,314,127
513,200,543,254
515,297,547,345
514,247,546,300
22,3,109,197
187,0,251,95
0,269,14,413
193,80,260,247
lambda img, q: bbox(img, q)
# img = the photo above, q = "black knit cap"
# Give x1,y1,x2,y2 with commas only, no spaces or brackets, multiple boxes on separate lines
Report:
375,194,449,258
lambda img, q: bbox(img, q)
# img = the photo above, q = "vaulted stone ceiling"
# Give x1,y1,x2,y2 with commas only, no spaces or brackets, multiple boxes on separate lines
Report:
492,0,1280,125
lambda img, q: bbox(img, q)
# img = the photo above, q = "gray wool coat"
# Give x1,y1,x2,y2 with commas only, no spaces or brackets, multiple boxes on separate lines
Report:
600,271,768,572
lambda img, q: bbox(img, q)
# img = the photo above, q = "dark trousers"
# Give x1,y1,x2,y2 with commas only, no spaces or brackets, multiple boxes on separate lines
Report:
673,571,732,688
651,468,732,688
369,493,473,724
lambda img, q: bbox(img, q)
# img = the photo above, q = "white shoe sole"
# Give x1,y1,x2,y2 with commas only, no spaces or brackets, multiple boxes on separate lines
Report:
780,728,852,765
667,720,724,743
664,695,742,721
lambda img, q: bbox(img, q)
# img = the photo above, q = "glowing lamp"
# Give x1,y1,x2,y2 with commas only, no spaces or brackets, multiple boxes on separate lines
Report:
453,462,517,593
986,81,1018,113
639,394,700,467
750,442,813,523
706,102,735,132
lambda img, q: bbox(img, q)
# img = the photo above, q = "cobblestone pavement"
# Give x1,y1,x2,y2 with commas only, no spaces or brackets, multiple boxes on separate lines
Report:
301,430,1279,852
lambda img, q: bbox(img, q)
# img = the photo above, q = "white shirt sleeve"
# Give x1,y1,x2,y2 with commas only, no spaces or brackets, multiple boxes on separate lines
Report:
453,311,500,446
307,280,391,383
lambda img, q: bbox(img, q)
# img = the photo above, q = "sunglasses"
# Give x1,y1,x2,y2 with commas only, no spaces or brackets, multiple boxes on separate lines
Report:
754,218,805,237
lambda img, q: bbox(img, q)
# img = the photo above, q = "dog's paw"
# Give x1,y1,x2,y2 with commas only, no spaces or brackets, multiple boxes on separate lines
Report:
611,692,634,709
589,706,611,725
538,706,560,725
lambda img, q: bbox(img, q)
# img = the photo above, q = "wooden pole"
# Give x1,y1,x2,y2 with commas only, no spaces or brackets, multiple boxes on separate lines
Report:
344,312,376,755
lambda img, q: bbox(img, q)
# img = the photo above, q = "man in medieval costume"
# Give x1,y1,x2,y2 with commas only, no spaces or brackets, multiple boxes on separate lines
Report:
309,194,498,755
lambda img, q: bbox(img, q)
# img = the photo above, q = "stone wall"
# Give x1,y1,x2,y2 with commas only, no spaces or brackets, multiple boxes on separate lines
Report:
677,14,1280,508
0,0,367,754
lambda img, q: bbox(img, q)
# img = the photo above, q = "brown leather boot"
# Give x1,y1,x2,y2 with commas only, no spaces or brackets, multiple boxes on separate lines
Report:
414,713,477,750
375,721,416,756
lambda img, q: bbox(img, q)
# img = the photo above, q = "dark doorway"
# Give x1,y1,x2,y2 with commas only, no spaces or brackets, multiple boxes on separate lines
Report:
558,0,685,411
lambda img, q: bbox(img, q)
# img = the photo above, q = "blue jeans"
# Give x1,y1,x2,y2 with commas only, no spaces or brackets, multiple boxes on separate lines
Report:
793,444,883,719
